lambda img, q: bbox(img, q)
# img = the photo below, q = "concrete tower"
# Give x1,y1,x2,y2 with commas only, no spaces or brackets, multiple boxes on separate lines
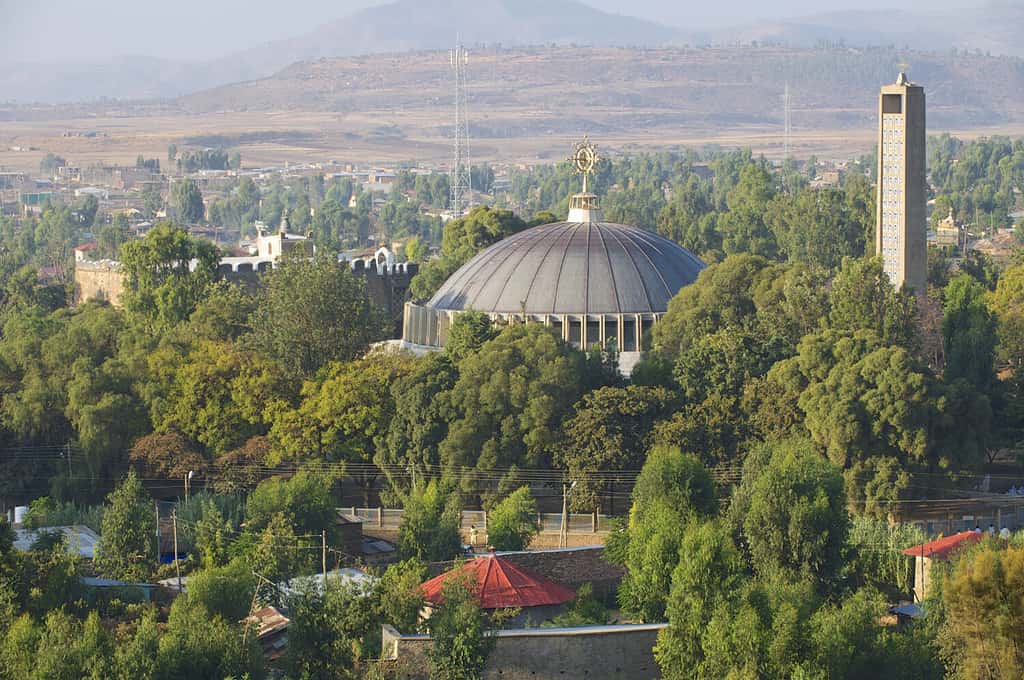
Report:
876,72,927,294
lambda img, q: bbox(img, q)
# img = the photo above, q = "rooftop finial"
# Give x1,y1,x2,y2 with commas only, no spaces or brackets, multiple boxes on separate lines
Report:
567,138,603,223
896,63,910,85
571,137,600,194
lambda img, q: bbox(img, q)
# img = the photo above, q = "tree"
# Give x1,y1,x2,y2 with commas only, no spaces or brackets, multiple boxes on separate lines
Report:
270,353,415,503
718,163,777,258
398,480,462,562
248,255,388,379
770,329,931,469
990,262,1024,367
120,222,220,332
615,447,717,621
153,341,289,457
561,385,675,511
735,440,848,589
129,432,207,481
940,542,1024,678
0,610,112,680
97,214,128,259
381,353,458,496
245,470,338,538
95,470,154,580
485,486,538,551
441,324,603,481
185,558,256,622
155,597,265,680
444,310,496,363
39,153,65,176
192,498,233,568
284,578,374,680
403,235,429,263
630,445,718,518
650,253,772,358
171,179,204,224
943,273,996,391
377,558,428,634
409,206,528,301
655,520,747,677
427,576,494,680
828,256,916,348
73,194,99,229
766,186,868,269
111,611,159,679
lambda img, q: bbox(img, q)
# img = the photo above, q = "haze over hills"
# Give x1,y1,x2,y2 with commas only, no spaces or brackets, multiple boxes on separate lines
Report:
718,3,1024,56
1,0,1021,104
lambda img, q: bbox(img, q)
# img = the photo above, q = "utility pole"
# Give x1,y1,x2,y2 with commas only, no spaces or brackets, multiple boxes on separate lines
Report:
783,81,792,158
560,483,568,549
321,530,327,584
172,509,182,593
155,501,161,564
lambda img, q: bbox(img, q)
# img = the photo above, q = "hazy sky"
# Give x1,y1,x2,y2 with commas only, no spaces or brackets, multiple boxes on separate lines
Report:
0,0,984,63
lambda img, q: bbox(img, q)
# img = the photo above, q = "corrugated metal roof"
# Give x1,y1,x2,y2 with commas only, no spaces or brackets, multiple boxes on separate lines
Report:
901,531,983,560
421,554,576,609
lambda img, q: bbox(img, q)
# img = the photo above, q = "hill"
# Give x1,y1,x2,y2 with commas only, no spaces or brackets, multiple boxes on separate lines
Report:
718,3,1024,58
4,1,1024,105
3,45,1023,172
174,46,1024,132
0,0,689,104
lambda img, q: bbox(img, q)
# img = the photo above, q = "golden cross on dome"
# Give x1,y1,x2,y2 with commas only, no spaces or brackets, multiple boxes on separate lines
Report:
570,137,600,194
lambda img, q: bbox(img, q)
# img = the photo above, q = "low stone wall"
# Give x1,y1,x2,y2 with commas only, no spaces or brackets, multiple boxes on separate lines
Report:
382,622,666,680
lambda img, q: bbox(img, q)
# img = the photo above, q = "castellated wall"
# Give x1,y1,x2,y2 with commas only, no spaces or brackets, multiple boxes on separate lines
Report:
381,623,665,680
74,261,125,307
72,257,419,337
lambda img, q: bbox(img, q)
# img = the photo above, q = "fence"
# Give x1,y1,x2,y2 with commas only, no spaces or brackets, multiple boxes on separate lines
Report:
342,507,617,535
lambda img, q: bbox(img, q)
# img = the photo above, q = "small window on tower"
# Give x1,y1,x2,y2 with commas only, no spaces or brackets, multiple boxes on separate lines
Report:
883,94,902,114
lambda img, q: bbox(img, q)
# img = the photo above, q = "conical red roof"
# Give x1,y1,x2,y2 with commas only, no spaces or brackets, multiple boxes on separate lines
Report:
421,554,576,609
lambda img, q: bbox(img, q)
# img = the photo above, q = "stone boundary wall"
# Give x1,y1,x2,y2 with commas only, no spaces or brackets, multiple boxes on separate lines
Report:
73,260,124,306
499,546,623,600
381,622,666,680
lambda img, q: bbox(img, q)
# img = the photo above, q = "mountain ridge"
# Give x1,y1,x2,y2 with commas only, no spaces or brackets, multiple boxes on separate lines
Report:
1,0,1021,104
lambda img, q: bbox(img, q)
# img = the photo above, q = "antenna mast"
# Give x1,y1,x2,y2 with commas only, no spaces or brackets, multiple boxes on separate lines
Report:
450,42,472,217
783,82,792,158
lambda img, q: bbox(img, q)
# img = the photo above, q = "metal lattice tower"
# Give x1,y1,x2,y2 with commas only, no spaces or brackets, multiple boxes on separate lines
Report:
450,43,472,217
783,82,792,158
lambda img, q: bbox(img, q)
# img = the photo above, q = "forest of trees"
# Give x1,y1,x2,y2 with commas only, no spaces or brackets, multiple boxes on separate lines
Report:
1,135,1024,677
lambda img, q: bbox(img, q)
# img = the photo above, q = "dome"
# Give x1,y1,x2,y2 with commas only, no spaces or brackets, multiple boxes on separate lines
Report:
427,220,705,315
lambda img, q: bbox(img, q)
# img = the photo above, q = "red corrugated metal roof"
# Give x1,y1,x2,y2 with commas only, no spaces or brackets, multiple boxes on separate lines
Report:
901,530,984,560
421,554,576,609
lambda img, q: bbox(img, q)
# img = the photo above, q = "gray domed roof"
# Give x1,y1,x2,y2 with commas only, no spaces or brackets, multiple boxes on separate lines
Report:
427,221,705,315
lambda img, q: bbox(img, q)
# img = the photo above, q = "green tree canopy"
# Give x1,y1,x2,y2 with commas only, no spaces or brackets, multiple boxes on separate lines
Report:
427,575,494,680
485,486,539,551
397,480,462,562
170,179,204,224
561,385,675,511
732,440,848,588
120,223,220,332
247,254,388,380
95,470,154,581
828,256,916,348
440,324,604,479
943,273,997,391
